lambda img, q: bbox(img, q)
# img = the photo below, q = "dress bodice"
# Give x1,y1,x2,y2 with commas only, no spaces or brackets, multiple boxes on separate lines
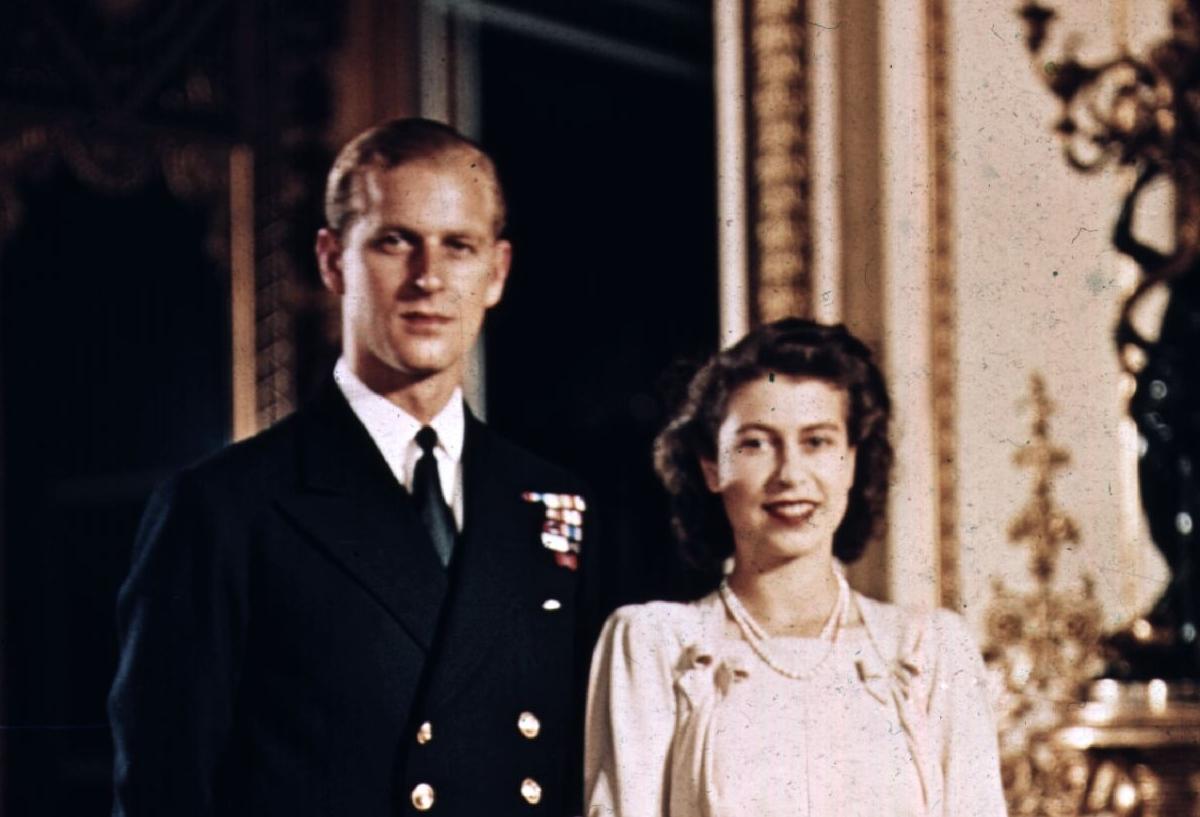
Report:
585,590,1007,817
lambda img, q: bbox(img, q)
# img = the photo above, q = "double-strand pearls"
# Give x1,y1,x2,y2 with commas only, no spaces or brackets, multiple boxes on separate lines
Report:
718,569,850,681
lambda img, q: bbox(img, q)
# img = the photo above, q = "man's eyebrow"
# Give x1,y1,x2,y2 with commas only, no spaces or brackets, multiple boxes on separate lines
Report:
371,223,419,236
372,224,489,240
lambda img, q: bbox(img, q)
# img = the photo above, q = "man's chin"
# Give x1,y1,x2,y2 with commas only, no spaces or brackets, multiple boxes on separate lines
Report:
388,349,461,380
352,341,461,385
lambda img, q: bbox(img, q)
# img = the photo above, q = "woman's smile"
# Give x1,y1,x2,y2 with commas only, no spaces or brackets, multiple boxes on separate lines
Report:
762,499,819,525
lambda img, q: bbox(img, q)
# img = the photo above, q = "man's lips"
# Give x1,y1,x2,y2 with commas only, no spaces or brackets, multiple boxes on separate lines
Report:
400,311,453,328
762,500,818,524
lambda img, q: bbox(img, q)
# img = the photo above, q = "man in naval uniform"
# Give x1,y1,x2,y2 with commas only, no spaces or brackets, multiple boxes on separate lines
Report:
109,118,595,816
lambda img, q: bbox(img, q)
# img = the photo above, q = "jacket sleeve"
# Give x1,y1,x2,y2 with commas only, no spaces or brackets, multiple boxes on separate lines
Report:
926,610,1008,817
108,472,250,817
584,606,677,817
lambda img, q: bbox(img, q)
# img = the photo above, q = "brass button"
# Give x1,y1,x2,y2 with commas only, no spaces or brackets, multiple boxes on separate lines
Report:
416,721,433,745
411,782,435,811
520,777,542,805
517,711,540,739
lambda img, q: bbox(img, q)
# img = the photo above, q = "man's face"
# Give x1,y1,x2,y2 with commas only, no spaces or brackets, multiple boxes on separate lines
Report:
317,155,511,389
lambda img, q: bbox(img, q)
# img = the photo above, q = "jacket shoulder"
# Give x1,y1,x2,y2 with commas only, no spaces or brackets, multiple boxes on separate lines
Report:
166,409,305,499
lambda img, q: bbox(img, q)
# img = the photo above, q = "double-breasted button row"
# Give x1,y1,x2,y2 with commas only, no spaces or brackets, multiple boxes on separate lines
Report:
411,782,435,811
411,778,541,809
517,711,540,739
518,712,541,806
411,720,434,810
417,713,539,743
520,777,542,805
408,715,541,809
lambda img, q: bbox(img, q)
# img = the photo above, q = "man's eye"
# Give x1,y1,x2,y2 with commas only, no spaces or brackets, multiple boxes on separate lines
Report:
376,233,412,251
445,240,477,255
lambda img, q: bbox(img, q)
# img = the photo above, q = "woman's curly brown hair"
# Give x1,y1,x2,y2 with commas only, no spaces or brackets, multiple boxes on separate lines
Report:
653,318,893,582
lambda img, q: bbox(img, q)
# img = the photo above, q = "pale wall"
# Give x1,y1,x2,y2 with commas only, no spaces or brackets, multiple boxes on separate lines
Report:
945,0,1169,632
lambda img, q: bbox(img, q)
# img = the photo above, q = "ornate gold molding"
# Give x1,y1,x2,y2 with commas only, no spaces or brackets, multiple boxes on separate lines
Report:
926,0,960,609
748,0,811,322
0,127,52,240
0,127,231,249
984,374,1105,816
0,126,290,435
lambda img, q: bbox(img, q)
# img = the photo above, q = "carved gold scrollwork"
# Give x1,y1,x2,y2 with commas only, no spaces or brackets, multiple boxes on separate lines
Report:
984,374,1106,816
162,141,233,266
161,141,229,201
58,137,157,194
0,124,286,432
0,127,55,241
0,127,230,261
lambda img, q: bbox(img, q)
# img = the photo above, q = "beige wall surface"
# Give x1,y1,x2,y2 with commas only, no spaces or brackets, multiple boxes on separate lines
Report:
946,0,1169,633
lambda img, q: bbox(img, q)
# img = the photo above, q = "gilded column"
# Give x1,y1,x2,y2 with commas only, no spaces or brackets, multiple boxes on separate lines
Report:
749,0,812,322
926,0,960,609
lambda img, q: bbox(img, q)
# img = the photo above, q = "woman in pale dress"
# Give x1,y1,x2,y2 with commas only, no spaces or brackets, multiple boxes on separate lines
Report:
585,318,1006,817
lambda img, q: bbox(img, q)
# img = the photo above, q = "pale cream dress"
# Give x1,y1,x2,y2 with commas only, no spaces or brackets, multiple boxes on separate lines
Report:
585,575,1007,817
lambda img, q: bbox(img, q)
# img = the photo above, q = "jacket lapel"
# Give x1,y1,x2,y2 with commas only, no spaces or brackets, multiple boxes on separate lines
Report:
424,413,542,710
275,381,448,651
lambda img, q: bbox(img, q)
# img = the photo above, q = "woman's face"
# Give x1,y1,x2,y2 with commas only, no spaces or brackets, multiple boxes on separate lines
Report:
701,375,857,570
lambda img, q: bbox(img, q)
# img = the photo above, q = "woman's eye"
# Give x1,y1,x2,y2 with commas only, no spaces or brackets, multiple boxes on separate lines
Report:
803,435,834,450
736,438,765,453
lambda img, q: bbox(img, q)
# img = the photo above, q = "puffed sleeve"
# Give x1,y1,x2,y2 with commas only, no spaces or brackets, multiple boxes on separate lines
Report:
925,610,1008,817
584,605,679,817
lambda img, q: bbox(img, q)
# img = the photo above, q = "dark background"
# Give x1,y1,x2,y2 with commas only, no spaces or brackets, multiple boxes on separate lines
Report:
0,1,717,813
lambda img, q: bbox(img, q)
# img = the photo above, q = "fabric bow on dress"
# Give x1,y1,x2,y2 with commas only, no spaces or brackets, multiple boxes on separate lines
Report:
854,615,942,817
669,643,751,817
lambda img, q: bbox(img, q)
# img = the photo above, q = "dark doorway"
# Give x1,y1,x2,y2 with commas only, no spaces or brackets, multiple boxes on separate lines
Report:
478,5,719,610
1,166,231,815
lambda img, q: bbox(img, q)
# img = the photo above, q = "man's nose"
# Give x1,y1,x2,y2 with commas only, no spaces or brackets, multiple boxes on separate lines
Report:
409,245,446,293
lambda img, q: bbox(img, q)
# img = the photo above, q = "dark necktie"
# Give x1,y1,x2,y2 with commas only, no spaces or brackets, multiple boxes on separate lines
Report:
413,426,456,567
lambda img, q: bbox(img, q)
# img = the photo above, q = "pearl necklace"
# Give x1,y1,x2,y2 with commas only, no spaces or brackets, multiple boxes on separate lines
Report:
718,571,850,681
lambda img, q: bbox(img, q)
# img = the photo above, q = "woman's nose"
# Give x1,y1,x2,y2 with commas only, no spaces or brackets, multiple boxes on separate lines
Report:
772,444,810,489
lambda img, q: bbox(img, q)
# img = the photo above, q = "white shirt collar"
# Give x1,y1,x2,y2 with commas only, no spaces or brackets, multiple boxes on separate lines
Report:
332,358,466,527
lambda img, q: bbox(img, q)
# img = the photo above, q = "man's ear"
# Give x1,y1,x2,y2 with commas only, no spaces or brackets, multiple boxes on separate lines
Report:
700,457,721,493
483,239,513,308
316,228,345,295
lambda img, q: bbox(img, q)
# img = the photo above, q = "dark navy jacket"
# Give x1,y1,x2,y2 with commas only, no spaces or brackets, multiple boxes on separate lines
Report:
109,380,595,816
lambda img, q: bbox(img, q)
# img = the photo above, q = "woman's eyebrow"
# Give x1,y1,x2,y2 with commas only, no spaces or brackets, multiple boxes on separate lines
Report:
799,421,843,432
735,420,844,434
733,422,777,435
